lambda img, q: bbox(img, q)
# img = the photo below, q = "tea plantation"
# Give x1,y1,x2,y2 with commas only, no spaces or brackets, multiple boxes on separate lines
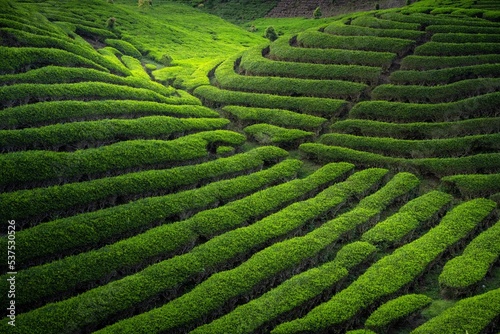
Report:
1,0,499,333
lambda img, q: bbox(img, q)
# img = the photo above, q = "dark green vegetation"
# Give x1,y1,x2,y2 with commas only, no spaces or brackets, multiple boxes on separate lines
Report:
0,0,499,333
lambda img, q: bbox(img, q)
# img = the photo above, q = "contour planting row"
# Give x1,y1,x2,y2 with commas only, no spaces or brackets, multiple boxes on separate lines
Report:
441,173,500,198
0,116,229,152
268,37,395,69
1,158,325,309
331,118,500,139
431,32,500,43
0,130,245,190
319,133,500,158
379,12,500,27
426,24,500,34
0,65,173,96
300,143,500,177
323,23,425,40
5,157,306,266
0,27,129,75
0,100,212,130
190,190,451,334
400,54,500,71
361,191,454,249
364,294,433,332
272,198,497,333
349,92,500,122
239,46,381,84
215,55,368,100
414,41,500,56
296,30,415,57
0,46,108,74
389,64,500,85
95,171,418,333
222,105,327,131
193,85,347,117
350,15,421,31
371,78,500,103
438,219,500,294
0,82,184,108
412,288,500,334
244,124,314,147
0,146,288,224
10,163,378,334
121,56,150,80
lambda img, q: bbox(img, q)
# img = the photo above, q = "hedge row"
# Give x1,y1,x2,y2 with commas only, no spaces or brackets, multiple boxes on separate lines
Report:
193,85,347,117
12,163,361,334
401,54,500,71
191,175,431,334
351,15,421,30
0,130,245,189
0,81,184,108
361,190,453,248
438,219,500,292
272,198,497,333
96,171,416,333
431,32,500,43
7,157,304,267
0,18,69,40
324,23,425,40
223,105,327,131
411,288,500,334
0,115,229,152
215,55,368,100
349,92,500,122
0,146,287,224
414,41,500,56
0,158,313,308
121,55,150,80
244,123,314,147
239,46,381,84
365,294,432,331
379,12,500,27
426,24,500,34
0,100,213,130
0,65,173,96
331,118,500,140
319,133,500,158
74,23,117,40
104,38,142,59
390,63,500,85
0,27,130,75
97,47,132,76
268,37,395,69
371,78,500,103
0,46,107,74
300,143,500,177
441,173,500,199
297,30,415,57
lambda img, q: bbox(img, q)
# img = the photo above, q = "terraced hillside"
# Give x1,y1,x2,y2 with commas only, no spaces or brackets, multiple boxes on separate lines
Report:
1,0,500,333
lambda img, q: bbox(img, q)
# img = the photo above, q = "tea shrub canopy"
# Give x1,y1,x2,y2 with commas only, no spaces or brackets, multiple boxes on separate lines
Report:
1,0,499,333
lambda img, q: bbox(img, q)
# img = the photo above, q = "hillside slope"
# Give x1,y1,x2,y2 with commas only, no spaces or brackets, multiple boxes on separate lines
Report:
1,0,499,333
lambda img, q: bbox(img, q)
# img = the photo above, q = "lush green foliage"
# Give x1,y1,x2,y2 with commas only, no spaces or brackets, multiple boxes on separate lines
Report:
0,146,287,223
412,288,500,334
215,54,368,100
194,85,347,116
365,294,433,330
244,123,314,146
0,130,245,189
272,199,496,333
441,173,500,198
240,46,381,84
268,36,395,69
331,118,500,139
223,105,327,130
349,92,500,122
438,219,500,291
401,54,500,70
